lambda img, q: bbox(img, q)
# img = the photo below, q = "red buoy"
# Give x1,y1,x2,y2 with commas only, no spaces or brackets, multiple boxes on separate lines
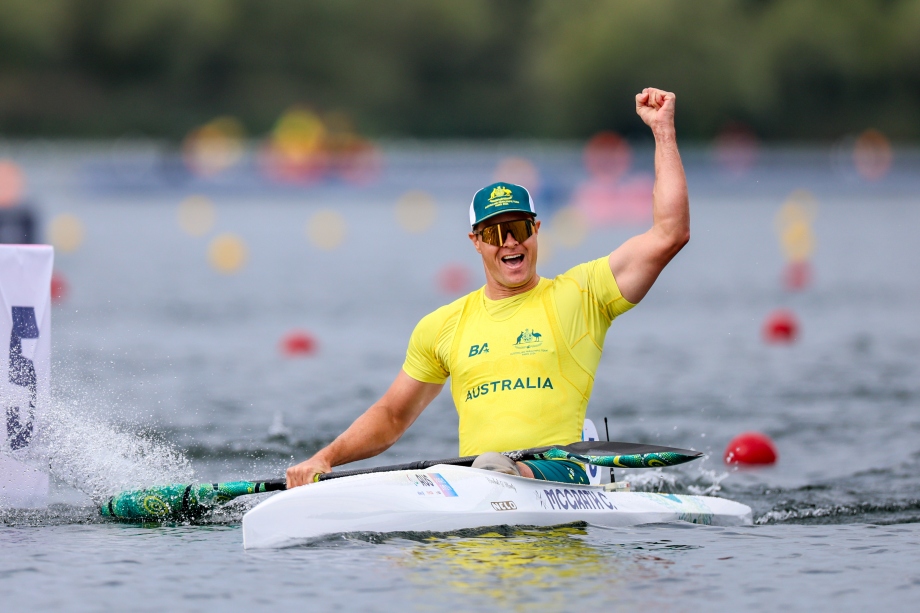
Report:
280,330,317,357
763,309,799,344
51,271,68,304
437,263,472,295
724,432,778,465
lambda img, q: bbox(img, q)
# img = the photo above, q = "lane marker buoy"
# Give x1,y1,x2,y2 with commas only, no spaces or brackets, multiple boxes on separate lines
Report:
208,233,247,274
280,330,318,357
51,271,68,304
437,263,471,295
763,309,798,344
48,214,85,253
724,432,778,465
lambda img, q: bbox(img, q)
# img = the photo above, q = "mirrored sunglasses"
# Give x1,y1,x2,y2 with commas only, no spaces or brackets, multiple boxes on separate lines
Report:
476,219,535,247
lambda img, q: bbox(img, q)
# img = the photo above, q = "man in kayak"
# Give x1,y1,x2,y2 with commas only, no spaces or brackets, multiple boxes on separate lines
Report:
287,87,688,487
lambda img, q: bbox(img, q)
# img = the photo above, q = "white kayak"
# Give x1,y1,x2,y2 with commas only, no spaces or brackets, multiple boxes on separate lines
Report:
242,464,752,549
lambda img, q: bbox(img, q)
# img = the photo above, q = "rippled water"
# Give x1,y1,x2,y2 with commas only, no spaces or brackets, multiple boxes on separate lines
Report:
1,143,919,610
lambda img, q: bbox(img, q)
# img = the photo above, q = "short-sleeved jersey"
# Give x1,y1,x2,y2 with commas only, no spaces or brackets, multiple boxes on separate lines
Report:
403,256,634,456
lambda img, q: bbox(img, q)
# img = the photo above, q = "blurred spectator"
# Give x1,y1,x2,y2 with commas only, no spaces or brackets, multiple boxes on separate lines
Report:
259,107,380,185
569,132,653,226
0,161,37,244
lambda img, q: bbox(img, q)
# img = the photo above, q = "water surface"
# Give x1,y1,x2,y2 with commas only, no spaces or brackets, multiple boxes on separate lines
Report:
2,143,919,610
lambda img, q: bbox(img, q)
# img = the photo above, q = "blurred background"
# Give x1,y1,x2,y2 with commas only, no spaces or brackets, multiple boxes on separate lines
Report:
1,0,919,140
1,0,918,491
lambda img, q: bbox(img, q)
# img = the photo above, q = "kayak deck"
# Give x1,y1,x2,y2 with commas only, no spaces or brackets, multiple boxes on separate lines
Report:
242,464,752,549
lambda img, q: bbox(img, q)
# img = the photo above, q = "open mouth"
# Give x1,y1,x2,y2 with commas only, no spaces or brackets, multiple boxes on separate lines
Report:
501,254,525,268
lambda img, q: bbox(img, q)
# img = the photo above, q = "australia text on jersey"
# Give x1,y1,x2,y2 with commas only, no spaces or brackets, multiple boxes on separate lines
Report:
464,377,554,401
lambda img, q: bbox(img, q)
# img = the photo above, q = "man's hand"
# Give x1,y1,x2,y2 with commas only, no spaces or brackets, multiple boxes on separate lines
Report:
284,372,444,489
635,88,676,137
286,455,332,488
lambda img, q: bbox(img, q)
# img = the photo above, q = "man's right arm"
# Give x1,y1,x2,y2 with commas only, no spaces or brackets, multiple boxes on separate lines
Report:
285,370,443,487
607,88,689,305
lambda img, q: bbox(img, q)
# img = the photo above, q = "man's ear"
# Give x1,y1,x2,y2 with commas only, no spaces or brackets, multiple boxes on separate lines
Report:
469,231,482,254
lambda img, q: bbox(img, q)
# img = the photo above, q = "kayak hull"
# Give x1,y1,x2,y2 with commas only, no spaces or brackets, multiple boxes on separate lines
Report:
242,465,752,549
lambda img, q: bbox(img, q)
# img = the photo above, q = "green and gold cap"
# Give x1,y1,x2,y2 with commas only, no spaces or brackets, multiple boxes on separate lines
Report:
469,182,536,228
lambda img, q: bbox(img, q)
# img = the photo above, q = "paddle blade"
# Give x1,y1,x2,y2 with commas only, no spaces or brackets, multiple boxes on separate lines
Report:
101,481,280,521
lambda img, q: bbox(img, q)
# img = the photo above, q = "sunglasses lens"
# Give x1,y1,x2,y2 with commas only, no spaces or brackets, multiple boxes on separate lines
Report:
507,219,534,243
480,225,501,246
479,219,534,247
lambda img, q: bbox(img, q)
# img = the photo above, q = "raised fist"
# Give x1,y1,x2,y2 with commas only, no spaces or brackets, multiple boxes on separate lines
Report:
635,88,676,136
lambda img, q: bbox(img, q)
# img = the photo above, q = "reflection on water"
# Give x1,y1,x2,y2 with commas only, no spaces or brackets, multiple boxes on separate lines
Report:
399,525,683,610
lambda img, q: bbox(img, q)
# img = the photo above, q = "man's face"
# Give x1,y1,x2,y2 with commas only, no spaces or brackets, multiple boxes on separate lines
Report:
468,212,540,290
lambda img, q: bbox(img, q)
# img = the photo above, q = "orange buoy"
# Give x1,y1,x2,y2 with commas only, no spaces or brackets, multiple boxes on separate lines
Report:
763,309,798,344
437,263,472,295
280,330,317,357
50,271,68,304
724,432,778,465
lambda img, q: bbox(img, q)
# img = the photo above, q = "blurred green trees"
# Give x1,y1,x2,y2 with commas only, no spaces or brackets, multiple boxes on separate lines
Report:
0,0,917,140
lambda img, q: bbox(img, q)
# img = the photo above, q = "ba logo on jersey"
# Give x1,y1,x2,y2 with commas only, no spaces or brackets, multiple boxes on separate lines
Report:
469,343,489,357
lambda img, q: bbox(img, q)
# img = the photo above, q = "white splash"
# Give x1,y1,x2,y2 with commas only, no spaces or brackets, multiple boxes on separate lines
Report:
16,395,194,504
686,468,729,496
617,463,729,495
620,468,678,492
755,507,835,525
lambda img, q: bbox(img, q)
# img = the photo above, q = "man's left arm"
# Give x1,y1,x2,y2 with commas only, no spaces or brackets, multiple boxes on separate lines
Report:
608,88,689,304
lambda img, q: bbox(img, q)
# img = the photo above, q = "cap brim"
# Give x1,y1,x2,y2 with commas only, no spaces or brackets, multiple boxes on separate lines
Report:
472,209,537,228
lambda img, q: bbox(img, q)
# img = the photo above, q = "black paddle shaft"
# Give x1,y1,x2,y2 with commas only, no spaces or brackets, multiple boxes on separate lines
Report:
252,456,477,488
309,440,699,483
316,456,478,481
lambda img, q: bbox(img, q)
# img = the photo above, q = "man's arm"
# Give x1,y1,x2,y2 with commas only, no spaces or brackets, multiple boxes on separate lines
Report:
608,88,689,304
285,370,444,487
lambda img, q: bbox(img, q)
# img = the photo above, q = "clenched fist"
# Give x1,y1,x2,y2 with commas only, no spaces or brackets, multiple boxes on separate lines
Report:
636,88,676,137
286,455,332,488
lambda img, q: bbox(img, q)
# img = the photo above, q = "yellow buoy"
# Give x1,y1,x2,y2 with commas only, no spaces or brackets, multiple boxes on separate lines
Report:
48,214,85,253
208,233,247,274
775,191,818,262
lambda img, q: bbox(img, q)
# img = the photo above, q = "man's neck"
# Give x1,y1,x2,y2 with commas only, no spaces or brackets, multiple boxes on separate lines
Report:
483,275,541,300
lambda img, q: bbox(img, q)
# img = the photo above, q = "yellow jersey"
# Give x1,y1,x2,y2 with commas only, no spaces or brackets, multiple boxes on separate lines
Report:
402,256,634,456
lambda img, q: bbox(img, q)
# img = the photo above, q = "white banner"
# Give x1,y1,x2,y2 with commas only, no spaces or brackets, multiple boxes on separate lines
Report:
0,244,52,509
